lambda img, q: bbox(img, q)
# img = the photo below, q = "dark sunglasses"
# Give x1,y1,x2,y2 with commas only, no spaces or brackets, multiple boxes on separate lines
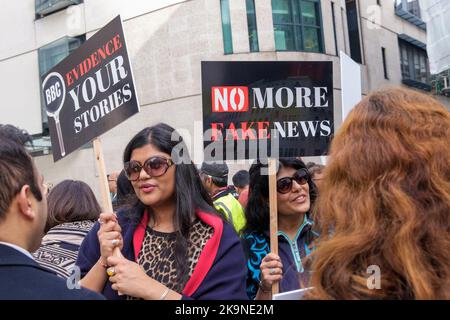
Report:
124,156,174,181
276,168,309,194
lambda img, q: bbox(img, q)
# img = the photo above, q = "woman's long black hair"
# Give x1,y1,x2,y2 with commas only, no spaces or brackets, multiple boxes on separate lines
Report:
243,158,318,235
123,123,217,291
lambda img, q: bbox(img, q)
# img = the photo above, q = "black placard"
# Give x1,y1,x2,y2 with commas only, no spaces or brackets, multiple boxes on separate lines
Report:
41,15,139,161
201,61,333,160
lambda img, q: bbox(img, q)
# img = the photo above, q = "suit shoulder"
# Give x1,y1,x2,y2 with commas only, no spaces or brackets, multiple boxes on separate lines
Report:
0,265,104,300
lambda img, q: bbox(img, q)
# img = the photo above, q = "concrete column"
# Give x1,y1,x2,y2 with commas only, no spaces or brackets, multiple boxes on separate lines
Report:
229,0,250,53
254,0,275,52
321,0,335,56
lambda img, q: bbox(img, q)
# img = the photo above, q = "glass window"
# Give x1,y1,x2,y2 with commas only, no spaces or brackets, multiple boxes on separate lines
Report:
395,0,421,18
274,25,296,51
406,0,421,18
246,0,259,52
36,0,83,18
303,27,320,52
382,47,389,79
345,0,362,63
220,0,233,54
273,0,293,24
414,51,421,80
272,0,323,52
401,46,410,78
301,1,317,26
399,39,430,86
419,55,427,83
331,1,338,56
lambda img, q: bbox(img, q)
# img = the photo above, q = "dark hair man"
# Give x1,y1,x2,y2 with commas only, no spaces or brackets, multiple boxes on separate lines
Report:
308,163,325,191
0,124,33,146
0,130,104,299
232,170,250,208
107,171,120,209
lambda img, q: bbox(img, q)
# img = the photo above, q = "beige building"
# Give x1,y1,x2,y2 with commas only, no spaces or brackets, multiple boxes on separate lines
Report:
0,0,448,199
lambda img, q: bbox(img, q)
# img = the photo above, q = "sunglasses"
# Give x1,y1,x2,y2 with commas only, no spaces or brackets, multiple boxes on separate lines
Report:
124,156,174,181
276,168,309,194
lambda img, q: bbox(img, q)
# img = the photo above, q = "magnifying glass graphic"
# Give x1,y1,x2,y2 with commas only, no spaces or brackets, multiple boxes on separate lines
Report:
42,72,66,157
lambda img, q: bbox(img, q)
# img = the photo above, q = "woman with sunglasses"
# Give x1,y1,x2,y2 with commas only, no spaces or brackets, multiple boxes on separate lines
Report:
76,123,248,300
242,158,318,300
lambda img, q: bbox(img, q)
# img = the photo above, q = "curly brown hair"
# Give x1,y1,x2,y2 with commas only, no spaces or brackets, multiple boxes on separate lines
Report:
307,87,450,299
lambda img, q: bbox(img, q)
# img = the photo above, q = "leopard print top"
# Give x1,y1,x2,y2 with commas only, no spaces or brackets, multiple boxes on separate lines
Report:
136,218,214,294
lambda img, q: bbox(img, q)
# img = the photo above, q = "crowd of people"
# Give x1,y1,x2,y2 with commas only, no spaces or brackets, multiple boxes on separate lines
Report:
0,87,449,300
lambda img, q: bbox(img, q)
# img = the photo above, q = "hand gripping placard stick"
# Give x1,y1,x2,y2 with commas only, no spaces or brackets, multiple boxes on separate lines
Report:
93,138,124,295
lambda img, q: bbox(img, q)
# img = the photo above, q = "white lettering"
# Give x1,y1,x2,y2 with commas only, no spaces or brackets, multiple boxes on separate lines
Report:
253,87,274,109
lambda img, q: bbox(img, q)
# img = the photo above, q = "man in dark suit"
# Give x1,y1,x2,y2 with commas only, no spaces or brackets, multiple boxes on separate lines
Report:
0,132,104,300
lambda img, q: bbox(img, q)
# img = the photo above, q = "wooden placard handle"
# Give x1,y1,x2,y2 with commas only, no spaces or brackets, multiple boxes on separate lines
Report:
93,138,123,295
93,138,123,259
268,158,279,295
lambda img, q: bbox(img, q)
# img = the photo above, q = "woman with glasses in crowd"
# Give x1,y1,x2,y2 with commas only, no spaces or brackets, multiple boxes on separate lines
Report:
76,123,248,300
242,158,319,300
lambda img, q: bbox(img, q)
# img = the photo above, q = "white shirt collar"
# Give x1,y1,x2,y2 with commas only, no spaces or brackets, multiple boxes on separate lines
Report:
0,241,34,260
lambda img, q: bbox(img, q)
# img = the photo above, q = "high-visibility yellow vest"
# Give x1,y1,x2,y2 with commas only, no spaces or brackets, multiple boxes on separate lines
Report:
214,193,246,235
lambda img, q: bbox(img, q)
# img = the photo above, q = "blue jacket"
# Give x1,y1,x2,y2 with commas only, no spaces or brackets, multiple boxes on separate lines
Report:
0,244,104,300
76,205,248,300
241,215,317,299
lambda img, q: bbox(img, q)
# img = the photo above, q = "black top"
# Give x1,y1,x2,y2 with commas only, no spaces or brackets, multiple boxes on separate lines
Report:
0,244,104,300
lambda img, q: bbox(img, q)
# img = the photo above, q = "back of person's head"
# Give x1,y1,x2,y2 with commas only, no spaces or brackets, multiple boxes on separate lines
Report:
0,138,43,221
200,162,228,187
308,163,324,177
0,124,33,147
107,171,120,193
308,87,450,299
232,170,249,189
306,162,316,170
45,180,102,232
244,158,317,234
308,164,325,187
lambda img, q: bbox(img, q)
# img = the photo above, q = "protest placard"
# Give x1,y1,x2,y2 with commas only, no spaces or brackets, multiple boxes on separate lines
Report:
42,15,139,162
202,61,333,294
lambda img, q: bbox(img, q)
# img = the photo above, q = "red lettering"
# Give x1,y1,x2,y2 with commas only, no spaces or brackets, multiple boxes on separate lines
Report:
91,52,99,68
225,123,239,140
82,57,92,75
240,122,257,140
211,121,272,141
105,40,114,56
112,34,122,51
97,47,106,60
72,68,79,81
212,86,249,112
211,123,224,141
64,34,123,87
66,72,74,86
79,63,84,76
258,121,270,139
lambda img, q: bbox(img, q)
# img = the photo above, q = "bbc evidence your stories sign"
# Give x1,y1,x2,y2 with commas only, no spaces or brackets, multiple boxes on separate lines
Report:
201,61,334,161
41,15,139,162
